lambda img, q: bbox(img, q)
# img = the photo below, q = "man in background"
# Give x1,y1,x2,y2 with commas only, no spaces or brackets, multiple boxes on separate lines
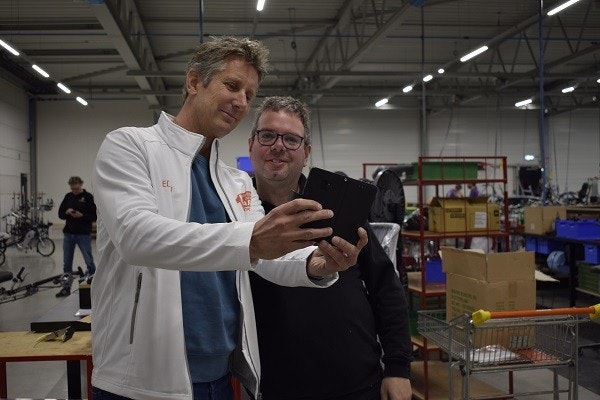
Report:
467,183,479,198
56,176,96,297
248,96,413,400
446,184,463,198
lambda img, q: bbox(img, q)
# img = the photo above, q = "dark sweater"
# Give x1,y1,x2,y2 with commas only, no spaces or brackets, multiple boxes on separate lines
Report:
58,189,97,235
250,175,412,400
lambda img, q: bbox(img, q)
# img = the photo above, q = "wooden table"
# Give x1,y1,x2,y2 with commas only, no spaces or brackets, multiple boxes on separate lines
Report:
0,331,92,399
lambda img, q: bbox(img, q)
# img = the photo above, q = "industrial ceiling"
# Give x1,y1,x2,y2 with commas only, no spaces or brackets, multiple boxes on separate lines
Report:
1,0,599,115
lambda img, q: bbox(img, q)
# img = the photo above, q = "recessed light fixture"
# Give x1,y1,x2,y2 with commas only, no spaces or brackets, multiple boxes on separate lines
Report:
547,0,581,16
515,98,532,107
0,39,19,56
423,75,433,82
76,96,88,106
402,85,413,93
57,82,71,94
438,68,445,74
32,64,50,78
375,98,389,107
460,46,489,62
524,155,535,161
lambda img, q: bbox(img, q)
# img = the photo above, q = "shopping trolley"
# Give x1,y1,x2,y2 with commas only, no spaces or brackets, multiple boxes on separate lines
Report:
418,304,600,399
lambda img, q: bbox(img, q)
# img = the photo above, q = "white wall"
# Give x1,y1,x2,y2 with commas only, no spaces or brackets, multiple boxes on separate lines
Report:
0,78,30,231
35,100,155,226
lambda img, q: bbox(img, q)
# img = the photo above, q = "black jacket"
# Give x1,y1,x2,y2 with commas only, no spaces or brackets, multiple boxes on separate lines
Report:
58,189,97,235
250,174,412,400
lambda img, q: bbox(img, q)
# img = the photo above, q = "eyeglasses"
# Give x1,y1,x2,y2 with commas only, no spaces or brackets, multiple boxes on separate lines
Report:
254,129,305,150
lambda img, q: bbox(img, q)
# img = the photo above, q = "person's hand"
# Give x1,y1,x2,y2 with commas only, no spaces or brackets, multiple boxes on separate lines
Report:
306,227,368,278
70,210,82,218
380,377,412,400
250,198,333,260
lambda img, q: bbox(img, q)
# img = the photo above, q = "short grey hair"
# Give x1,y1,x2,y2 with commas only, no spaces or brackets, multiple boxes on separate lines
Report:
182,36,270,102
251,96,311,145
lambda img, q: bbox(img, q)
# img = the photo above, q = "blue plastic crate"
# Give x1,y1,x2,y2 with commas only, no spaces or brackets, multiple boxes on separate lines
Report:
556,219,600,240
575,220,600,240
555,219,570,238
537,238,563,255
584,245,600,264
425,259,446,283
525,236,537,252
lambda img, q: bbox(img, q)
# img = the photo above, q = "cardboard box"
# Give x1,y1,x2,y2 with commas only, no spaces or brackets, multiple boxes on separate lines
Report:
428,198,467,232
466,198,500,231
441,247,537,348
441,247,536,318
523,206,567,235
441,247,535,282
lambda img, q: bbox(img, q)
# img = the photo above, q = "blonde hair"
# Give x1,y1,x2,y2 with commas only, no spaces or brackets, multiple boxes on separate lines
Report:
182,36,270,103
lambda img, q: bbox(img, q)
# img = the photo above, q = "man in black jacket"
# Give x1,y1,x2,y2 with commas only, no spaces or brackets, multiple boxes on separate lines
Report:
248,96,413,400
56,176,97,297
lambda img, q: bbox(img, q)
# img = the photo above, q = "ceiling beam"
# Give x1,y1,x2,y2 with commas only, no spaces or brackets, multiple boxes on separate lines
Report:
87,0,166,106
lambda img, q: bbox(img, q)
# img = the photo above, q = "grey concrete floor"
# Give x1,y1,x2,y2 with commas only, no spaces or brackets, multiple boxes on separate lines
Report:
1,233,599,399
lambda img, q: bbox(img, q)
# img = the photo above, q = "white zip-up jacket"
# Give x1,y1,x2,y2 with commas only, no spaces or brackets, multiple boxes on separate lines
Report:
91,112,335,400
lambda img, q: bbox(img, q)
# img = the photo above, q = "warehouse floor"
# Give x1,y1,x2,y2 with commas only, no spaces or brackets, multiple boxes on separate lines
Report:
0,238,599,399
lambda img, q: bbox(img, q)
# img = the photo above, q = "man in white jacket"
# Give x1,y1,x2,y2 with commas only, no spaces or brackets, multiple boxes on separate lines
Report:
91,36,367,400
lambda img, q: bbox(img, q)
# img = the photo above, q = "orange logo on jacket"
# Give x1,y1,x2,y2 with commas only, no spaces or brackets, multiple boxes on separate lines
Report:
236,191,252,211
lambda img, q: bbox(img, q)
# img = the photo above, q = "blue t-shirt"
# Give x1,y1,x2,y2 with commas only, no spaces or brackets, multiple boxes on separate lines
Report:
181,155,239,382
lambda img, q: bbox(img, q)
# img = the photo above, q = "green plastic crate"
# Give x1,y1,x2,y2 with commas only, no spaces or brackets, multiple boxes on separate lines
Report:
411,161,478,180
577,261,600,294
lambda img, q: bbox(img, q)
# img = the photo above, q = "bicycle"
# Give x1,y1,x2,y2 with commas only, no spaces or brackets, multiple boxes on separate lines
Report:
0,216,55,266
0,266,88,304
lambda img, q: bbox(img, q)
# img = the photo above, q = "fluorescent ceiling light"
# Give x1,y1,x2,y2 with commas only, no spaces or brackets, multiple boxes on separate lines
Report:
32,64,50,78
423,74,433,82
524,155,535,161
256,0,265,11
76,96,88,106
561,86,575,93
460,45,489,62
547,0,581,16
402,85,413,93
515,98,532,107
438,68,445,74
375,98,388,107
597,78,600,83
57,82,71,94
0,39,19,56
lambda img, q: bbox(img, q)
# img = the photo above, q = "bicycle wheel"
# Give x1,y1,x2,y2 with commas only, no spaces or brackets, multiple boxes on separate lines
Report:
0,251,5,266
0,240,5,253
37,237,55,256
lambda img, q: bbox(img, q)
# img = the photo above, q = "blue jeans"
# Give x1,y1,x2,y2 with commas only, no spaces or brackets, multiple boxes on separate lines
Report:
63,232,96,275
92,374,233,400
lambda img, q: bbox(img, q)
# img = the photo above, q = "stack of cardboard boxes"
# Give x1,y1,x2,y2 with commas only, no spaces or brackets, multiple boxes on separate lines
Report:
441,246,537,348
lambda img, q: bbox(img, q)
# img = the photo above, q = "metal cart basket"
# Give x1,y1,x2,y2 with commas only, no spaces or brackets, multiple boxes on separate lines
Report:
418,305,600,400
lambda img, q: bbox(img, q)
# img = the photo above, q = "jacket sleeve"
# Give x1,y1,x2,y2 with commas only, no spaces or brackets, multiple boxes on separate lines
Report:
360,224,413,378
82,192,97,224
57,194,69,220
92,128,256,271
254,247,338,288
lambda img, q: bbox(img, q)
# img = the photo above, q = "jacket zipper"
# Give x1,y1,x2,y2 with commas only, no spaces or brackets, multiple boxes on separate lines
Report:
213,141,261,398
129,272,143,344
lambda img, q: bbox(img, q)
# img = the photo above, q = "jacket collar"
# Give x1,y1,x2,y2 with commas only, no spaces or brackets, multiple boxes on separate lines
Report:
156,111,212,158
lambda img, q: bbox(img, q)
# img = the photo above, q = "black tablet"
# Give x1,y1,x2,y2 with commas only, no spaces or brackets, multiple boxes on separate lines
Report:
296,168,376,244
